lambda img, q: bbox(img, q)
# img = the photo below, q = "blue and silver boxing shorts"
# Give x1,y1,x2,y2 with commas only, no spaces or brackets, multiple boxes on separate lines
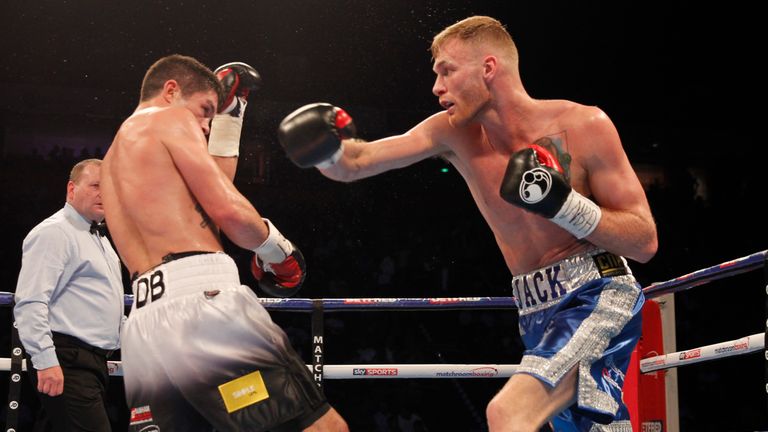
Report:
122,252,329,432
511,249,643,432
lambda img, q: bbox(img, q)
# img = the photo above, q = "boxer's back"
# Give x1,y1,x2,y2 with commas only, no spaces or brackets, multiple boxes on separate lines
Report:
102,107,222,275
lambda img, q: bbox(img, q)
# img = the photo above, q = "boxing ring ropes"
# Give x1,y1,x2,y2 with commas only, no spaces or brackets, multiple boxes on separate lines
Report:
0,249,765,431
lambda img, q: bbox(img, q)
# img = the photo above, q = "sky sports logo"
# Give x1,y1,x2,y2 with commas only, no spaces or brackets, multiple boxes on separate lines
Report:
353,368,398,376
679,348,701,360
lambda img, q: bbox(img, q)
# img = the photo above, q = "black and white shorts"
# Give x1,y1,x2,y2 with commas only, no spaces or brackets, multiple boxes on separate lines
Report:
123,252,328,432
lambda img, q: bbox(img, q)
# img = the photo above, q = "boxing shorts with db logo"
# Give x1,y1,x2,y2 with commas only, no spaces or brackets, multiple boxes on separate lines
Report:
123,252,329,432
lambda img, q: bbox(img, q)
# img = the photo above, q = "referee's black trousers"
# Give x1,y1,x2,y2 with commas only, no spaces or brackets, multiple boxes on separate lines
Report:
27,332,112,432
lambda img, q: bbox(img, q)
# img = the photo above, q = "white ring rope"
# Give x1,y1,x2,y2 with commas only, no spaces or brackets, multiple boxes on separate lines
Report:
639,332,764,373
2,329,762,378
0,359,517,379
2,329,761,376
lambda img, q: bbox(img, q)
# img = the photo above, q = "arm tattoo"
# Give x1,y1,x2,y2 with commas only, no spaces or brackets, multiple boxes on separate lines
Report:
195,202,213,229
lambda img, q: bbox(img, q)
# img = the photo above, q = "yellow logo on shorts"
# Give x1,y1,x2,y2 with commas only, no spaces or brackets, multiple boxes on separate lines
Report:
218,370,270,413
592,252,628,278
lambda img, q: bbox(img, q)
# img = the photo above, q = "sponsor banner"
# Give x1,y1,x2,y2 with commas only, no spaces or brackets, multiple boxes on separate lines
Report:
352,368,399,376
129,405,153,426
428,297,484,304
343,298,399,305
713,338,749,355
640,357,666,368
435,367,499,378
641,421,664,432
257,298,291,304
325,364,517,379
679,348,701,361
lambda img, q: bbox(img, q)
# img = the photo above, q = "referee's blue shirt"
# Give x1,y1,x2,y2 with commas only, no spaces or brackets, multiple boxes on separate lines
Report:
14,203,124,370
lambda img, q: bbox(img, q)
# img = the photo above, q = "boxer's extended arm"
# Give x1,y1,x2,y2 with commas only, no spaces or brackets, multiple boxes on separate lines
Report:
572,110,657,262
323,127,445,182
278,104,448,182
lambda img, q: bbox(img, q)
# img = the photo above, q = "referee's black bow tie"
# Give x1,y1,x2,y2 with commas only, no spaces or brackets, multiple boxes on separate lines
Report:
90,221,107,237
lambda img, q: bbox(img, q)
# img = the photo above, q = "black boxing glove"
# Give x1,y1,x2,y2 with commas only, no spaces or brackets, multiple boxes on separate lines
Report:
277,103,356,168
499,144,601,239
250,219,306,297
216,62,261,115
208,62,261,157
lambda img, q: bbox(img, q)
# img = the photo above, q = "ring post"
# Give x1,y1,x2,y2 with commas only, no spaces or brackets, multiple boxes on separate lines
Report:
311,299,324,389
626,299,667,431
764,253,767,412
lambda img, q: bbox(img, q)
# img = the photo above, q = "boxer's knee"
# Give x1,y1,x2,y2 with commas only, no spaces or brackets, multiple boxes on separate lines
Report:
486,376,547,432
486,395,538,432
302,407,348,432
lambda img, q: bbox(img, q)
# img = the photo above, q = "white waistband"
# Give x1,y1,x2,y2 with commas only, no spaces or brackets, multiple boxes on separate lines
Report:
131,252,241,310
511,249,631,315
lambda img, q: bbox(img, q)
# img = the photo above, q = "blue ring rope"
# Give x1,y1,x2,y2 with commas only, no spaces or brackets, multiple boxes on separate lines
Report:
1,250,764,308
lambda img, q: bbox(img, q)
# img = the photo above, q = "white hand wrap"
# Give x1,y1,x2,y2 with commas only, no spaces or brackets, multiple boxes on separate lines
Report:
208,99,247,157
551,189,602,239
252,219,295,264
316,142,345,169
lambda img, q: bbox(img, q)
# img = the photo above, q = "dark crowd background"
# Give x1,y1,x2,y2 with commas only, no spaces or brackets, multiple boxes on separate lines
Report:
0,1,765,431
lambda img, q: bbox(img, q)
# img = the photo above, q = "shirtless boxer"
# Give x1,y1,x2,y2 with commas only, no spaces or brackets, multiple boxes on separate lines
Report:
277,16,657,432
101,54,348,432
